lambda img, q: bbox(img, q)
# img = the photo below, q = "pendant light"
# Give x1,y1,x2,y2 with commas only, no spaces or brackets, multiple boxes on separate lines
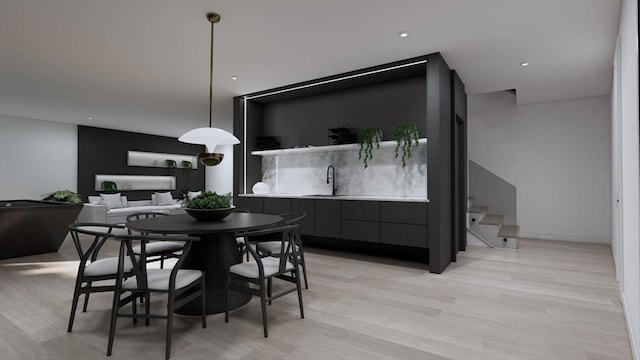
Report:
179,12,240,166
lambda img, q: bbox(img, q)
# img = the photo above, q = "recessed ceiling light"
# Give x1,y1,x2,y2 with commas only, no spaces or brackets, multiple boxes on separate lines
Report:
88,117,92,120
520,62,529,67
231,76,238,80
399,31,409,38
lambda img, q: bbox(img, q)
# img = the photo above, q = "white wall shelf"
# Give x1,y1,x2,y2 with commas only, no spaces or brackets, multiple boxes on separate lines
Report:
95,175,176,191
251,138,427,156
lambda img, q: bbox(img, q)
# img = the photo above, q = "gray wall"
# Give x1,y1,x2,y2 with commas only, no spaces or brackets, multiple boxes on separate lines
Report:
0,115,77,200
468,92,611,243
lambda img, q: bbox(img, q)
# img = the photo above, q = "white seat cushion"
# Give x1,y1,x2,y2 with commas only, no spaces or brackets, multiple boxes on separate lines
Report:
84,256,135,277
132,241,184,255
257,241,299,254
230,257,294,279
122,269,202,291
109,204,181,215
76,225,128,236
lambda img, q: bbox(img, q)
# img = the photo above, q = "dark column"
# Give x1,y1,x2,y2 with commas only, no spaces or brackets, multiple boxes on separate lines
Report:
426,53,453,273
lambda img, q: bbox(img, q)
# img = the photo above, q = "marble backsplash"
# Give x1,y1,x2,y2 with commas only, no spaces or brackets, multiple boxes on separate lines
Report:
258,143,427,198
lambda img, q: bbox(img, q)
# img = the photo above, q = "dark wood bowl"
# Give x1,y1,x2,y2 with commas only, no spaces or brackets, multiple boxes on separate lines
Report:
184,206,235,222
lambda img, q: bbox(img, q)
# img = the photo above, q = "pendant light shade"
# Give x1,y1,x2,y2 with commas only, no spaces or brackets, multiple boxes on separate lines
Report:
179,12,240,166
179,127,240,153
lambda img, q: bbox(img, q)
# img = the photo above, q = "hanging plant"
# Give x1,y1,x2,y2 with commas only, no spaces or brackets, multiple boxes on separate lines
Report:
393,123,420,168
358,128,383,168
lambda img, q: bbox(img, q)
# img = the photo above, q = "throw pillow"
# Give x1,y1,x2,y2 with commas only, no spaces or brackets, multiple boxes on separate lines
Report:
100,193,123,209
120,196,128,208
188,191,201,200
88,196,103,205
151,193,157,206
155,192,175,206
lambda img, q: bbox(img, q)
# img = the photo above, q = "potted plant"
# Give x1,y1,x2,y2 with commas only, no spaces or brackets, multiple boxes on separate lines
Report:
164,159,177,174
358,128,383,168
184,191,234,221
100,181,118,192
42,190,83,204
393,123,420,168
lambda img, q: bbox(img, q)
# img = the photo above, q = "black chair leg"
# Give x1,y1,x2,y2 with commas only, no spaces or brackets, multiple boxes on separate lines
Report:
107,291,120,356
160,256,165,269
145,292,151,326
260,280,269,338
267,278,273,305
224,273,230,323
299,253,309,289
201,277,207,328
294,269,305,319
67,277,83,332
82,282,92,312
165,294,174,360
132,293,138,325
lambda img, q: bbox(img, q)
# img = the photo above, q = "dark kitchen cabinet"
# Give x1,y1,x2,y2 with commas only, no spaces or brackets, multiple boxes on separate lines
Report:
292,199,315,236
315,199,340,238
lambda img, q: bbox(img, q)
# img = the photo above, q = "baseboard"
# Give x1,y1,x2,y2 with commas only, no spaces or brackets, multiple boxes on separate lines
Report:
622,293,639,360
519,232,610,244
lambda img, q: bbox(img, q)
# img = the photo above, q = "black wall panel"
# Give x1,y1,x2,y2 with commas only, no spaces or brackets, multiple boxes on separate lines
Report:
77,126,205,201
262,76,426,148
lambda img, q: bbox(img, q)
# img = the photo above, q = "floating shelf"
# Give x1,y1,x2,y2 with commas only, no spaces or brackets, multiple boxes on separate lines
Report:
251,138,427,156
95,175,176,191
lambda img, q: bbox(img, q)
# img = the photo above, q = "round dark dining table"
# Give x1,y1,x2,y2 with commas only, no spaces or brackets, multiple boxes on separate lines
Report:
126,212,283,315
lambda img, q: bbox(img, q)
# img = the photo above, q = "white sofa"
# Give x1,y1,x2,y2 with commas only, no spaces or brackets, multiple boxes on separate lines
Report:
77,194,185,224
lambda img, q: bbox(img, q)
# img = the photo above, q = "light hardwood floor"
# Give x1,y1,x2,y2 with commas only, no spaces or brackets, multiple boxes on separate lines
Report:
0,237,633,360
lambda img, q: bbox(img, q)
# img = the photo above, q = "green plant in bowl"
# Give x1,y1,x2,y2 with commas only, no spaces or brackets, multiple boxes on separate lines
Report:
42,190,83,204
185,191,233,221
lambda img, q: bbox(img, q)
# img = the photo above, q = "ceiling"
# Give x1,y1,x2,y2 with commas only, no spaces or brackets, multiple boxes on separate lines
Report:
0,0,621,138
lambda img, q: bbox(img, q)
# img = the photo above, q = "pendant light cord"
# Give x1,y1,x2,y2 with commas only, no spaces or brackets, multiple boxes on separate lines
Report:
209,16,214,128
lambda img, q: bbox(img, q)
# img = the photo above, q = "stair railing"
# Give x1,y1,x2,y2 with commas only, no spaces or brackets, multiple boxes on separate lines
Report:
468,160,517,248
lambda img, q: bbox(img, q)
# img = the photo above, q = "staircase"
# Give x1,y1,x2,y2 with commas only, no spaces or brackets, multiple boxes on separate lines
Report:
467,160,519,249
467,196,519,248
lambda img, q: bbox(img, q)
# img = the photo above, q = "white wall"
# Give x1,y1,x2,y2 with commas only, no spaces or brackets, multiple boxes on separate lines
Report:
0,115,77,199
613,0,639,357
468,93,611,243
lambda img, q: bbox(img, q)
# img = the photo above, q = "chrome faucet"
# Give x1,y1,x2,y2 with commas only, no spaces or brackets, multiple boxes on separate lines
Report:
326,165,337,196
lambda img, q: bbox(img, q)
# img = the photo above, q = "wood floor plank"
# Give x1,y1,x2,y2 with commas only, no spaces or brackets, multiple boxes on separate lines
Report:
0,236,633,359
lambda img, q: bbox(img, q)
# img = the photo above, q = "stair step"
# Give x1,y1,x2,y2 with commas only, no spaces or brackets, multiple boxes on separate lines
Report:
498,225,519,238
468,206,488,213
479,215,503,226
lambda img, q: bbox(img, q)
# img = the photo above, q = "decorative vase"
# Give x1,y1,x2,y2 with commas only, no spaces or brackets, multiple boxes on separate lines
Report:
252,182,269,194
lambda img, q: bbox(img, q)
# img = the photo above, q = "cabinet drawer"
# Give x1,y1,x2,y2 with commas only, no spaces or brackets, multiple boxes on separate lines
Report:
341,220,380,243
234,197,264,213
381,222,427,248
263,198,292,214
291,199,315,236
341,200,380,221
315,200,340,238
380,202,427,224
